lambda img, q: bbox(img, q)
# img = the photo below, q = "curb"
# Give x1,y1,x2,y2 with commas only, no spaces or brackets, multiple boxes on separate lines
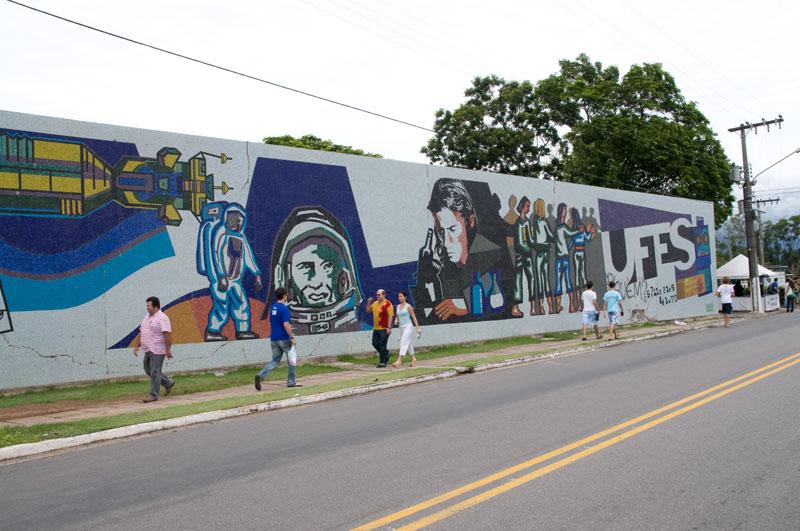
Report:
0,320,719,462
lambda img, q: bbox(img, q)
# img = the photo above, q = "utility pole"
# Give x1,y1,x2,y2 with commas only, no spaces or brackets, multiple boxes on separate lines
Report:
728,116,783,313
753,198,780,266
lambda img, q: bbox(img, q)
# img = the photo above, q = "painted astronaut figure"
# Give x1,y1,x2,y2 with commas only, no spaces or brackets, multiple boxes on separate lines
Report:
196,201,227,278
207,203,262,341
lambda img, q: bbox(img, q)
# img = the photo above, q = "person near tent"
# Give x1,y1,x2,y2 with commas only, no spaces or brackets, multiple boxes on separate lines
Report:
733,279,744,297
716,276,734,328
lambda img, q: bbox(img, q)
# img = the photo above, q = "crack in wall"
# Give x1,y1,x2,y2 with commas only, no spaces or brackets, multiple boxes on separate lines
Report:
242,141,252,191
179,340,235,361
2,336,76,361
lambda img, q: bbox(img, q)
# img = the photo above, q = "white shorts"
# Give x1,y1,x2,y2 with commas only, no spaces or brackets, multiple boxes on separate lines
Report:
607,311,620,325
582,311,598,325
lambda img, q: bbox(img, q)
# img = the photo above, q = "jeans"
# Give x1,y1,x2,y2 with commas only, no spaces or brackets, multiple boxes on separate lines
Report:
787,296,795,312
258,339,296,386
372,329,389,365
143,352,174,399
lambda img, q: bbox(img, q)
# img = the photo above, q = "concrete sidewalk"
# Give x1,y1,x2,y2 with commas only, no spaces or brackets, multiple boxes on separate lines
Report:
0,314,751,461
1,315,734,428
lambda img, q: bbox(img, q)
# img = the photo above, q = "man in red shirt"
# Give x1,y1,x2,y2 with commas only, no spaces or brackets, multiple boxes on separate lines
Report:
133,296,175,402
366,289,393,368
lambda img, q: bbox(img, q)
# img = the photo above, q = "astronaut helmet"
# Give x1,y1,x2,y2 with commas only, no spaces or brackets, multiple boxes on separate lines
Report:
266,207,362,327
221,202,247,233
200,201,227,223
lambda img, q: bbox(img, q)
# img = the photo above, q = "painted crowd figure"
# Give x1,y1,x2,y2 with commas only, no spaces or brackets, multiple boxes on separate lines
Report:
502,197,601,318
202,202,262,341
532,198,555,315
511,196,535,318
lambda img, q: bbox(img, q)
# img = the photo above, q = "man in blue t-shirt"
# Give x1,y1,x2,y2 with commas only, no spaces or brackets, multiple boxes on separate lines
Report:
602,281,624,340
255,287,300,390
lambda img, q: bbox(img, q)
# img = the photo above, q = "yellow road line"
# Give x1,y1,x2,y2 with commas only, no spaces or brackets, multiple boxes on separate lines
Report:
398,356,800,530
353,351,800,531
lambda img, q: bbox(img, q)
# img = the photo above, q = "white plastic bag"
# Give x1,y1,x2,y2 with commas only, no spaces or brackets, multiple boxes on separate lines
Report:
287,345,297,366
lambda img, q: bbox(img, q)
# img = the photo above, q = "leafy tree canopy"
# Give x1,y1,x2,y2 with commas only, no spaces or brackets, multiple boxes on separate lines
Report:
423,54,734,226
264,134,382,158
421,75,563,178
763,215,800,274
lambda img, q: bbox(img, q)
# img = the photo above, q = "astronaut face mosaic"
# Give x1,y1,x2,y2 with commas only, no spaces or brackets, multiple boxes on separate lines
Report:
290,242,341,307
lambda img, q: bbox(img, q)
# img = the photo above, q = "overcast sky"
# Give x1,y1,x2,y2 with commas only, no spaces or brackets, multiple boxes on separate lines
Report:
2,0,798,221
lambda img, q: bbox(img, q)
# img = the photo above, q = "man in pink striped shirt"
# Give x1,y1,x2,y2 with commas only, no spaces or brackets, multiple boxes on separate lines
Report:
133,296,175,403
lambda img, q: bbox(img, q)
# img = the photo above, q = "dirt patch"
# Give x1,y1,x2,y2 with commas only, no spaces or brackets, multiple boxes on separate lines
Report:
0,400,115,422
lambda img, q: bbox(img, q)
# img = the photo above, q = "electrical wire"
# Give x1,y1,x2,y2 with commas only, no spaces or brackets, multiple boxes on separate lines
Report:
320,0,488,73
618,0,781,116
348,0,493,73
299,0,474,76
551,0,758,120
3,0,736,203
4,0,435,133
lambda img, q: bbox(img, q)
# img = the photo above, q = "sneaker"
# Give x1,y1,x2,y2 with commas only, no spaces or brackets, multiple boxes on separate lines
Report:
142,396,158,403
255,375,262,391
163,383,175,397
287,383,303,388
204,332,228,342
376,364,387,368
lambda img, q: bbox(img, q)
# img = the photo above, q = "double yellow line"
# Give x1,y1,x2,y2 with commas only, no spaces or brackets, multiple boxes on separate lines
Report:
354,351,800,531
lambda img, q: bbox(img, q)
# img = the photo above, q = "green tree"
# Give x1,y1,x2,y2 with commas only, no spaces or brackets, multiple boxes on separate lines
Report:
421,75,564,178
539,55,733,225
422,55,734,226
763,215,800,273
263,134,382,158
716,215,747,265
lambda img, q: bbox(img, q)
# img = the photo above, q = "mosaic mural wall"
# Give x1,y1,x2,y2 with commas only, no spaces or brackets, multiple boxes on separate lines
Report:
0,110,717,390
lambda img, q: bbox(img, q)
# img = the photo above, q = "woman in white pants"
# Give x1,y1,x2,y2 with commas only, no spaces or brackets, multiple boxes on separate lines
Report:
392,291,421,368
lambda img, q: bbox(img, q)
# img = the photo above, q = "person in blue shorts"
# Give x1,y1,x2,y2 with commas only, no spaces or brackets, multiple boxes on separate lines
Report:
603,281,624,340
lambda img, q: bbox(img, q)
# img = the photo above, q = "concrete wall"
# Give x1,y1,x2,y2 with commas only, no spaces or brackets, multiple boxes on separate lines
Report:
0,110,717,390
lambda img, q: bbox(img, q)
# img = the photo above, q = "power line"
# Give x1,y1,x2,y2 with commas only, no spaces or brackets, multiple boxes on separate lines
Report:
322,0,488,73
3,0,738,202
5,0,434,133
617,0,780,116
572,0,758,118
300,0,474,76
551,0,756,120
349,0,488,71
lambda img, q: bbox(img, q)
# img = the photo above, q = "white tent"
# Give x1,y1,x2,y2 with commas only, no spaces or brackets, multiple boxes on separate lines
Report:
716,254,777,279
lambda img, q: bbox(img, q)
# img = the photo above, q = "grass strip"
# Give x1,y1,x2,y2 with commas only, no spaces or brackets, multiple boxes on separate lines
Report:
0,368,439,448
335,322,669,366
337,335,545,365
0,364,343,409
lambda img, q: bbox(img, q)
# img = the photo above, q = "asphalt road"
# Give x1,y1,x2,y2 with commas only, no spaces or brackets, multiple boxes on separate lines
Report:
2,313,799,530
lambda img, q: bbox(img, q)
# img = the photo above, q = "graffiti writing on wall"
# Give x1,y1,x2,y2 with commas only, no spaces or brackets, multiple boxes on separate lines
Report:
599,198,712,307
